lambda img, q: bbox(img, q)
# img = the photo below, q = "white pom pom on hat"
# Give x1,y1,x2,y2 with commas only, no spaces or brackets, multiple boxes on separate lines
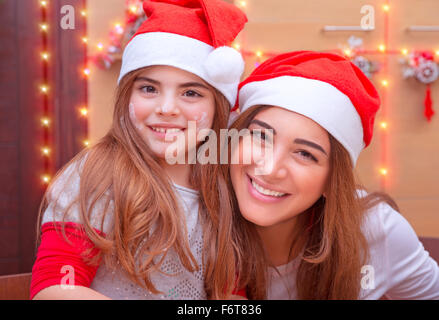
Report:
203,46,245,84
118,0,248,107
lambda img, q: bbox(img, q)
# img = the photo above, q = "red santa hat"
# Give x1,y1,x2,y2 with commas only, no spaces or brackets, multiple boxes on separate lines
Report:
236,51,381,167
118,0,248,106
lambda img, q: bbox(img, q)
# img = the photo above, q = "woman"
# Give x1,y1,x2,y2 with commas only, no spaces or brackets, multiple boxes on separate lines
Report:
228,51,439,299
30,0,247,300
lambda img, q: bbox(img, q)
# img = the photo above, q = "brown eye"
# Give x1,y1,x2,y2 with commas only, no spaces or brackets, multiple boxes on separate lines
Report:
297,150,318,162
183,90,202,97
140,85,157,94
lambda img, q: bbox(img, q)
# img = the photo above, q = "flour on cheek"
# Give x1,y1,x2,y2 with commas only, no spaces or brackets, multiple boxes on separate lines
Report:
193,111,212,142
129,102,147,134
194,112,209,129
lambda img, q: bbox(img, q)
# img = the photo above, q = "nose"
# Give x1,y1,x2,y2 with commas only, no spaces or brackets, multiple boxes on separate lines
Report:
155,94,180,117
253,144,288,180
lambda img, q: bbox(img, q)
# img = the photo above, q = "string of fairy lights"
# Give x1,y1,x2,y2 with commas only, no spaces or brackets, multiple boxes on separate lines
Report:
39,0,51,185
38,0,89,185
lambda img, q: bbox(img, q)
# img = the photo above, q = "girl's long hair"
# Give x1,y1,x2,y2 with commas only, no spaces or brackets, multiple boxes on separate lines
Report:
228,105,400,299
35,68,239,299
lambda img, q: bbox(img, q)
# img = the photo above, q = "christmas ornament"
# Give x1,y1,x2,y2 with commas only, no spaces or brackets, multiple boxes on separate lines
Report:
91,0,147,70
400,51,438,121
339,36,380,78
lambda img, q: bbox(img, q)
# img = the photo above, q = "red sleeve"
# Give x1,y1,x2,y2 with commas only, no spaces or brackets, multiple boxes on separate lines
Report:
231,273,247,298
232,287,247,298
30,222,105,299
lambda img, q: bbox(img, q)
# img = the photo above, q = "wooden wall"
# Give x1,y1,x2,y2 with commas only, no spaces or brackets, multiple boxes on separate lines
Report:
87,0,124,145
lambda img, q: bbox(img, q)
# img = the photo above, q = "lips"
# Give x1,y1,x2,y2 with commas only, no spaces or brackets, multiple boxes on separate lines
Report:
246,174,290,203
251,178,286,197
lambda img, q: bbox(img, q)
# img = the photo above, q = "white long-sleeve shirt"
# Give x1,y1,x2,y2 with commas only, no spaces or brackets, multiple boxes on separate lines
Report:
267,200,439,300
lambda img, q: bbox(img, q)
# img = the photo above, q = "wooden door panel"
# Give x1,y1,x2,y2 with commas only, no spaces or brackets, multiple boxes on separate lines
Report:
0,0,87,275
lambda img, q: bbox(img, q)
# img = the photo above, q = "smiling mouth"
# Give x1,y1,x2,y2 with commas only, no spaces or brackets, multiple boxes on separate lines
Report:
247,174,289,198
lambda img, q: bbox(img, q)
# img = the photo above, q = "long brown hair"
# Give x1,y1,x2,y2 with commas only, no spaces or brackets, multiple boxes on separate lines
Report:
35,67,239,299
227,105,400,299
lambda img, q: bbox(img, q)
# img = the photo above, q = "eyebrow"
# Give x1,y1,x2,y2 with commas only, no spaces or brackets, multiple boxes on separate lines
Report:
249,119,277,135
294,138,328,156
249,119,327,155
134,76,210,90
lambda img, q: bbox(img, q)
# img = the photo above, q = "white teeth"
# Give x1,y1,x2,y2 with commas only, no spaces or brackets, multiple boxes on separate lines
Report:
251,179,285,197
166,128,182,133
151,127,182,133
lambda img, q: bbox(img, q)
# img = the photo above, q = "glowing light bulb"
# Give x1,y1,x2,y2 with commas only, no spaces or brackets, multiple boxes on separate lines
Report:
130,5,138,13
81,10,87,17
40,85,49,94
383,4,390,12
42,175,51,184
40,0,48,7
114,23,124,34
256,51,263,58
41,118,50,127
41,52,50,61
344,49,352,57
82,37,88,44
96,43,104,51
380,121,388,129
381,79,389,87
80,107,88,117
83,68,90,77
379,168,388,176
42,147,51,156
378,44,386,52
83,140,90,147
401,48,409,56
40,24,48,32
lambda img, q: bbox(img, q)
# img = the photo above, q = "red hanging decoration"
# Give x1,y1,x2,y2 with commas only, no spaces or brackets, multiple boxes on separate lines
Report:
401,50,438,122
424,84,435,121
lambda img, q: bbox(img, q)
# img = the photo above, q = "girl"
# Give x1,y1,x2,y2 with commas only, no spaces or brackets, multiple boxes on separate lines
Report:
30,0,247,300
228,51,439,299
